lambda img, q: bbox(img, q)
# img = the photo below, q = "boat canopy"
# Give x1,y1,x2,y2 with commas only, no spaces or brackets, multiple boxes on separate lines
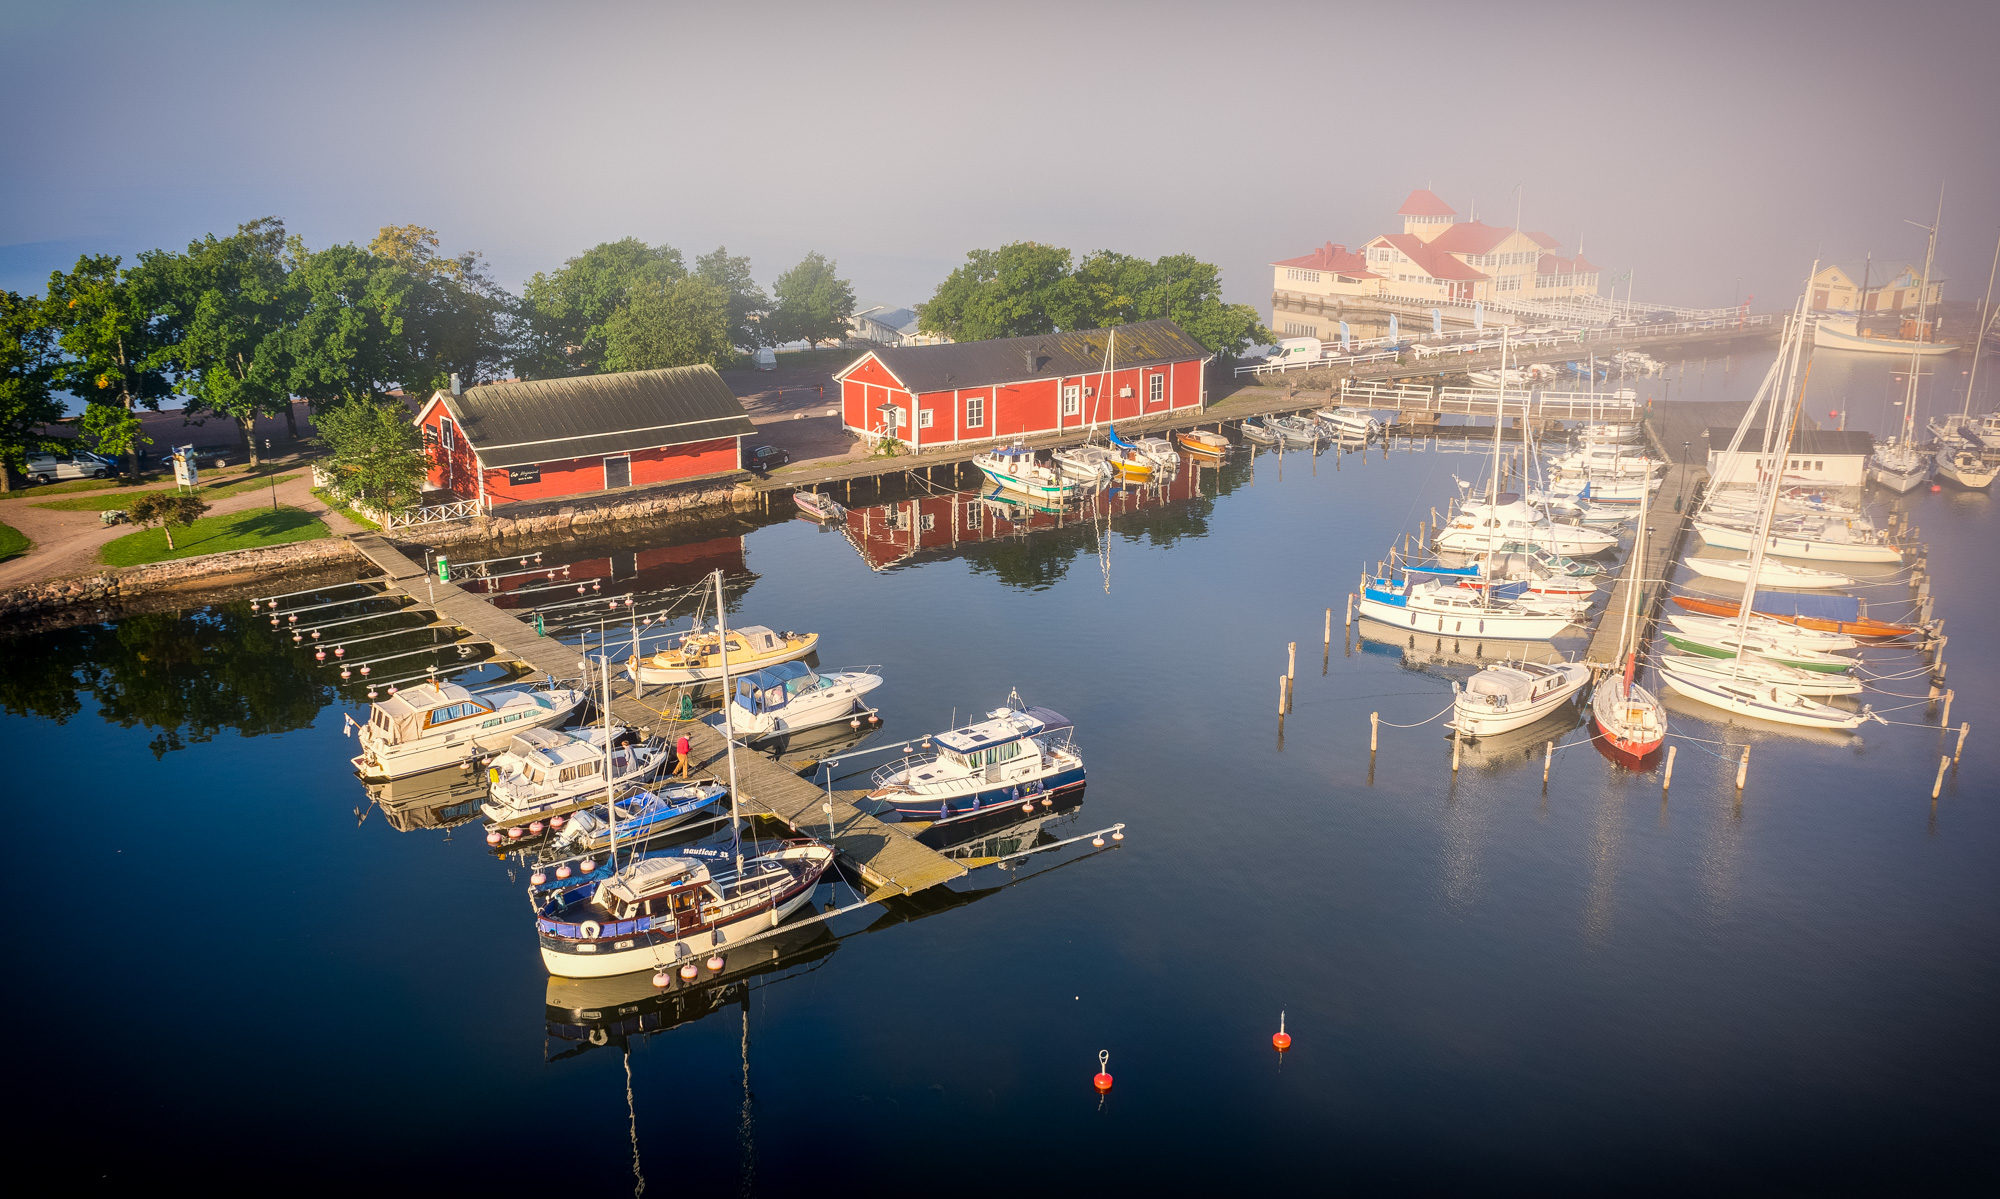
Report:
1750,592,1863,622
1108,427,1139,451
936,706,1060,754
596,856,708,906
732,660,816,713
1465,665,1540,702
370,682,486,741
1020,706,1072,733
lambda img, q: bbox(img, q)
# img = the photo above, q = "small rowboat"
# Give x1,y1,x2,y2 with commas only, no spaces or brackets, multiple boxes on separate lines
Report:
1669,594,1919,640
793,490,846,523
1176,429,1229,458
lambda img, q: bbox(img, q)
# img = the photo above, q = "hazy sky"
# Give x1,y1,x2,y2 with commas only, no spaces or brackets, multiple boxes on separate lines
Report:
4,0,1997,318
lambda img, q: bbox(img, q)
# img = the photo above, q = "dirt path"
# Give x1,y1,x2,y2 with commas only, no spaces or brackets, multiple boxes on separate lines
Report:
0,468,362,590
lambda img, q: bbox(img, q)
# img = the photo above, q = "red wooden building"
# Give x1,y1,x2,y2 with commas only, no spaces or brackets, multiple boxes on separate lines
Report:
415,366,756,508
834,319,1210,448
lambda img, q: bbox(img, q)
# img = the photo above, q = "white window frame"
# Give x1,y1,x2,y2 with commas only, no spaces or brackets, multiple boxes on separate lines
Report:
918,408,934,430
1061,386,1081,417
965,395,984,429
1149,373,1164,403
439,419,454,452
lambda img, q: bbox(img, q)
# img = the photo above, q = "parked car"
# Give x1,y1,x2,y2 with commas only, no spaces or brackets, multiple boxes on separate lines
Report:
744,444,790,474
23,451,111,484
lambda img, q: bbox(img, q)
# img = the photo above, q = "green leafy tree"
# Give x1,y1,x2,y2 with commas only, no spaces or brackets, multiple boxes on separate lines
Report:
602,277,733,371
694,245,771,352
1141,253,1270,357
370,225,516,390
918,243,1072,342
768,251,856,348
518,238,685,376
127,491,210,550
139,217,298,466
0,290,64,492
45,254,175,476
284,239,408,408
314,395,427,508
1051,250,1153,331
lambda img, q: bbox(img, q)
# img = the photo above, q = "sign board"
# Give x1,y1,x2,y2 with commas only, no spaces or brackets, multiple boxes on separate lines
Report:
171,445,198,489
436,556,450,584
507,466,541,485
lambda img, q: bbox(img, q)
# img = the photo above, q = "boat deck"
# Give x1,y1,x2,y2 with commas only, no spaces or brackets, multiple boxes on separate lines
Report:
348,535,967,897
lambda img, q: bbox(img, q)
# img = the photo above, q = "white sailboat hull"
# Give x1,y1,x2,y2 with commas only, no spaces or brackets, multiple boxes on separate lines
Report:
1655,653,1863,698
1658,664,1866,730
1358,596,1577,641
1811,319,1957,356
1681,556,1854,590
1693,520,1902,564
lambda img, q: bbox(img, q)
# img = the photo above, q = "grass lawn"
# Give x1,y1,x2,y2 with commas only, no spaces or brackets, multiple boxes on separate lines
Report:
312,486,379,529
34,472,301,512
0,518,29,563
99,505,329,567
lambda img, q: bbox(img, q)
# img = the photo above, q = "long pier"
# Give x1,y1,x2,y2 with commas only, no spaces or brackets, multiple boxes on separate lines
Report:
1581,462,1704,667
346,534,967,899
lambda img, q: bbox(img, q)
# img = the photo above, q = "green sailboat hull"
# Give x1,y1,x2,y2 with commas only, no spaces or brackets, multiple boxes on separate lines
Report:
1662,633,1851,673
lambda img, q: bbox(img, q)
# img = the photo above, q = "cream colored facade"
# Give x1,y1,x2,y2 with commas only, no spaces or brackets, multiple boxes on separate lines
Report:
1810,263,1943,313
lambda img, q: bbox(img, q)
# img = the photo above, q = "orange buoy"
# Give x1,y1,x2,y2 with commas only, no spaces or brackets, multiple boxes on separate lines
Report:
1093,1049,1113,1092
1272,1010,1291,1052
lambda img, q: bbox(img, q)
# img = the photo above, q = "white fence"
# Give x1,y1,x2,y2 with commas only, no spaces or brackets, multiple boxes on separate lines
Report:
381,498,484,529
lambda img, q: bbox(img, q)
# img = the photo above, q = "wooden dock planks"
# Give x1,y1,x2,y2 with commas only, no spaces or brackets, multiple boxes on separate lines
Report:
347,534,966,897
1583,456,1705,668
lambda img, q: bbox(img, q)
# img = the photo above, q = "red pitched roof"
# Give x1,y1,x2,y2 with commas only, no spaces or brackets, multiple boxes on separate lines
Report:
1372,233,1488,282
1424,220,1513,255
1396,188,1458,218
1273,241,1377,277
1526,231,1562,250
1538,253,1597,274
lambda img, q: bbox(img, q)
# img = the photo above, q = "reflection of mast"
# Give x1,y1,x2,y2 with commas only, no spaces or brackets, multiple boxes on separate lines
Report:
625,1045,646,1197
738,992,756,1196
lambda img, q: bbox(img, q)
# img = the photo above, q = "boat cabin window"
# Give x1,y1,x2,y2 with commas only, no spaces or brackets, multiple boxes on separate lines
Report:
426,701,486,727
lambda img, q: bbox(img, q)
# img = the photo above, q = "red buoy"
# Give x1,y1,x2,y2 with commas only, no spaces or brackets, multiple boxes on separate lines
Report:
1093,1049,1113,1092
1272,1010,1292,1052
1930,483,1942,492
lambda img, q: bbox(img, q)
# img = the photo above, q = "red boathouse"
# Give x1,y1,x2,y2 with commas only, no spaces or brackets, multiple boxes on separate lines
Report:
834,319,1211,448
414,366,756,509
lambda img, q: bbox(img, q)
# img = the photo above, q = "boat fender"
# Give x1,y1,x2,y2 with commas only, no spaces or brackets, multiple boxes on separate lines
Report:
589,1028,608,1046
579,920,602,940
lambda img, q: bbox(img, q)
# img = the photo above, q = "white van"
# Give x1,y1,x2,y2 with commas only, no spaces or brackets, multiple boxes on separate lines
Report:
1268,337,1324,368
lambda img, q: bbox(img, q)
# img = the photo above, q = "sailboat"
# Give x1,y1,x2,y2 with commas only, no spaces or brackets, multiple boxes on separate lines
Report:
1934,231,2000,489
1589,455,1667,763
535,570,835,979
1869,193,1945,491
1658,299,1875,731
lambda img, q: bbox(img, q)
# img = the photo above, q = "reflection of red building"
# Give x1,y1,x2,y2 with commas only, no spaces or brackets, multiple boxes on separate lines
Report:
835,320,1209,449
482,534,746,607
840,468,1206,571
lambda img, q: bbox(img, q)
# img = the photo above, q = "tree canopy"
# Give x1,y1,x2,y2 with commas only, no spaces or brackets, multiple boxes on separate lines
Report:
919,243,1269,356
44,254,176,472
1,289,64,490
602,277,734,372
768,251,855,348
695,245,770,351
517,238,687,376
314,395,427,508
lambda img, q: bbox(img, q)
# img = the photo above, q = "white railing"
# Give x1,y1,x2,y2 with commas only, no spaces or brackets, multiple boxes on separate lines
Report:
381,498,484,529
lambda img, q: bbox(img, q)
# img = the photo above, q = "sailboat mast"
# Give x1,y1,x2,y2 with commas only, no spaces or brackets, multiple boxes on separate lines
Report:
715,569,743,878
1903,189,1943,443
602,636,618,865
1961,231,2000,420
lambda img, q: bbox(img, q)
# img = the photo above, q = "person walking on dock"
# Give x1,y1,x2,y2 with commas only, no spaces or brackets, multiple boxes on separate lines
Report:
674,732,693,779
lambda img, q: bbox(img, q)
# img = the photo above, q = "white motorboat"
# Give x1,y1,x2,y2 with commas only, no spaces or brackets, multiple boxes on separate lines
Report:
1130,435,1180,471
1693,516,1902,564
1436,498,1619,557
547,783,730,854
1654,652,1863,698
1448,660,1591,738
1547,444,1664,478
1268,414,1321,446
868,695,1085,825
1315,406,1381,439
481,726,668,825
1239,417,1281,444
1052,444,1118,486
627,624,819,686
1681,556,1854,590
974,445,1082,501
1579,421,1643,444
1657,661,1870,730
711,660,883,742
350,680,587,782
793,490,847,523
1468,367,1531,388
1359,575,1581,640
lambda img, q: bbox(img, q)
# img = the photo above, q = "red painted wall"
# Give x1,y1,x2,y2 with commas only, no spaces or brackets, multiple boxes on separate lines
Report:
840,354,1205,449
420,398,737,507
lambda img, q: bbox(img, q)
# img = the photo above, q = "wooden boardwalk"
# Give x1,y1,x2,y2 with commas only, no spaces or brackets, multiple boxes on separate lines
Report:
347,534,966,897
1581,431,1706,667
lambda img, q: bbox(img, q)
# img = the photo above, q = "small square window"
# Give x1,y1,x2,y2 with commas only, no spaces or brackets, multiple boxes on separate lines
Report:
965,395,984,429
918,409,934,429
1062,385,1081,416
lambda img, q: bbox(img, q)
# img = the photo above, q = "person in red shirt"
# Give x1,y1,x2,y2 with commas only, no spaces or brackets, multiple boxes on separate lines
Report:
674,732,693,778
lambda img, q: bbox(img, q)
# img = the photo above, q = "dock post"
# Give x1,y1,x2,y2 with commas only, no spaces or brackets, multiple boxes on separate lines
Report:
1661,744,1676,791
1735,746,1750,790
1941,689,1954,727
1370,711,1379,753
1451,728,1462,772
1955,722,1970,763
1287,641,1296,681
1543,740,1553,784
1345,593,1355,628
1279,675,1288,714
1324,607,1332,648
1932,755,1950,799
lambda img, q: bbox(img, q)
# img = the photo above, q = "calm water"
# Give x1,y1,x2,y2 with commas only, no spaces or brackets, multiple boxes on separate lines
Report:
6,346,1996,1193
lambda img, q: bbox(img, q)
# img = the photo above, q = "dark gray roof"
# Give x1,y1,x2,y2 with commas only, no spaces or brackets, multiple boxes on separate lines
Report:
431,366,755,468
1705,427,1875,456
841,319,1209,394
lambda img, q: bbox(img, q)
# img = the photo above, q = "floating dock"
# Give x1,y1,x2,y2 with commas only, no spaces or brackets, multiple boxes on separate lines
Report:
347,534,967,899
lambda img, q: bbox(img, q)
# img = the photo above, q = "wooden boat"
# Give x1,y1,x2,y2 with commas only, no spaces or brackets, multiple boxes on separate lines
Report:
1176,429,1229,458
1811,317,1956,357
1669,594,1918,640
626,624,819,686
1109,444,1155,482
